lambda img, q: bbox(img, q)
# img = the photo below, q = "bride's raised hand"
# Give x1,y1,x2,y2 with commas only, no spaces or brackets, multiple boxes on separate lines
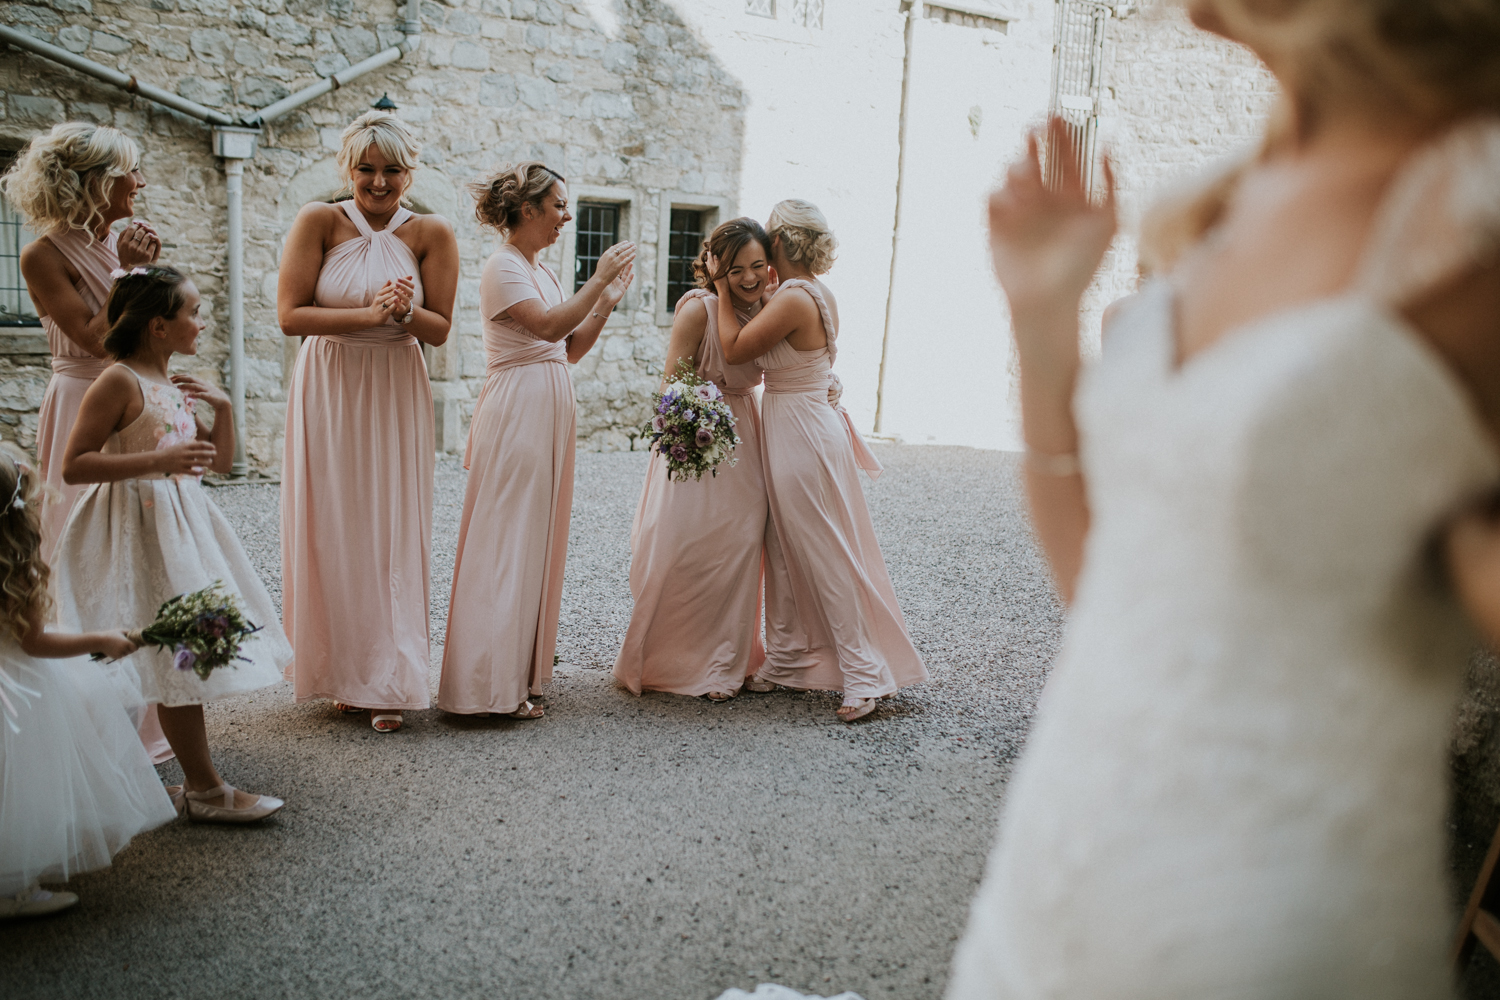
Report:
705,251,730,297
762,264,780,303
989,117,1116,326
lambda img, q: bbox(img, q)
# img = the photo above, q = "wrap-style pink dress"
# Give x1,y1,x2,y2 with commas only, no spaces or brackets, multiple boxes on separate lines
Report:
437,245,572,715
756,279,927,700
35,227,115,560
33,227,174,763
612,289,767,697
281,201,433,711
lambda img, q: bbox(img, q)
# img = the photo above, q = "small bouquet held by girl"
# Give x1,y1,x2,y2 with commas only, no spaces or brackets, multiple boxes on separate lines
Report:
641,360,742,482
95,582,261,681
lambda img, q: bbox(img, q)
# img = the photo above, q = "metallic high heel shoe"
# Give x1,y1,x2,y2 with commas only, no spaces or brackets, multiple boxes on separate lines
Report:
183,784,284,824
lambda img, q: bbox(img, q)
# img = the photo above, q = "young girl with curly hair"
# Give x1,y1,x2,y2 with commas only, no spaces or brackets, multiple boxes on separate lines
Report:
0,453,175,918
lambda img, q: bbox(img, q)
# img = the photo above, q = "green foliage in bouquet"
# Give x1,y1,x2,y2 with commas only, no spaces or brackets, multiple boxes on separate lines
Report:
640,359,741,483
115,582,262,681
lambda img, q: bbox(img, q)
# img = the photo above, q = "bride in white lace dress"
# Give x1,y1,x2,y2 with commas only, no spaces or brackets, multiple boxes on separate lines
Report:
948,2,1500,998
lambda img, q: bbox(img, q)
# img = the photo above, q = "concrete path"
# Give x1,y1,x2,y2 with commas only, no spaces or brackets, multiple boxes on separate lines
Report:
0,445,1061,1000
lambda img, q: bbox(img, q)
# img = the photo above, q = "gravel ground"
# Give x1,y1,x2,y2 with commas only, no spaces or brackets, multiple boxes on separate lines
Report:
0,444,1063,1000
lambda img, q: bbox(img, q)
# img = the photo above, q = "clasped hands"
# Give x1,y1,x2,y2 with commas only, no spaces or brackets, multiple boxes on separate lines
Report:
116,221,163,269
371,276,416,326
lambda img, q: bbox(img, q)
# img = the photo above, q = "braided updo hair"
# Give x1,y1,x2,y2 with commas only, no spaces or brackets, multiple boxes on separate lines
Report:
102,265,193,359
691,217,772,289
767,199,838,275
469,161,566,235
0,451,49,642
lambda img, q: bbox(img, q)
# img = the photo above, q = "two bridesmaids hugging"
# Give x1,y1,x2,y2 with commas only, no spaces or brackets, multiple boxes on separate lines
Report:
613,203,927,722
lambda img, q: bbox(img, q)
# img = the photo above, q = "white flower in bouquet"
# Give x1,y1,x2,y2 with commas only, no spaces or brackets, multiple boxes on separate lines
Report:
639,359,742,482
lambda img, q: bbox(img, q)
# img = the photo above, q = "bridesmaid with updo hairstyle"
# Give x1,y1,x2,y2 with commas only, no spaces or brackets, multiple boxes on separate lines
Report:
612,217,775,701
278,111,459,733
437,163,633,719
715,199,927,722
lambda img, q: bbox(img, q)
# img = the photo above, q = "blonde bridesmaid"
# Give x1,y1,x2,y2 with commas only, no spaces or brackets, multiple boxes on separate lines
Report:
5,121,175,763
278,112,458,733
715,200,927,722
612,218,773,701
437,163,633,718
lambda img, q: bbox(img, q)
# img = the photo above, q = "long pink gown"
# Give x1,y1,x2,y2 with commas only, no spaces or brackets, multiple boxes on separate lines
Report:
437,245,573,715
34,227,173,763
281,201,433,711
755,279,928,700
612,289,767,697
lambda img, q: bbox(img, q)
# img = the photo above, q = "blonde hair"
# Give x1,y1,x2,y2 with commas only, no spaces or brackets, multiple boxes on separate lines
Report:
336,111,421,202
0,122,140,235
767,199,838,275
1144,0,1500,271
0,452,50,642
469,161,566,235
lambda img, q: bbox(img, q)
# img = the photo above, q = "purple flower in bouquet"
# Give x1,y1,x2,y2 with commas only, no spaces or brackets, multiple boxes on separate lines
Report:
695,428,714,447
670,444,689,462
173,646,197,672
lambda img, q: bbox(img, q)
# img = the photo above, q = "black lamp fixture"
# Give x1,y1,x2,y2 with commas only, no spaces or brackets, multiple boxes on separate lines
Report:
373,93,398,111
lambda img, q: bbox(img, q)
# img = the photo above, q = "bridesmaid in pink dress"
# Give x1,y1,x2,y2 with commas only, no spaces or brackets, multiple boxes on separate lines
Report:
6,121,172,761
438,162,633,718
612,218,774,700
278,112,459,733
716,200,927,722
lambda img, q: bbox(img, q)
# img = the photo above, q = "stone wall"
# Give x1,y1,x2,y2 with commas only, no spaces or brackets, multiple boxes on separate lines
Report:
1,0,745,469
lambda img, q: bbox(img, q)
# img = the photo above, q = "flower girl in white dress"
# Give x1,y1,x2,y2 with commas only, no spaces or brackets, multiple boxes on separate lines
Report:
0,455,176,918
52,265,290,823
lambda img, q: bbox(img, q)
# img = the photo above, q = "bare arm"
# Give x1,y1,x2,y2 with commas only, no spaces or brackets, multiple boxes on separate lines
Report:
402,216,459,348
19,603,139,660
505,242,636,344
61,367,217,483
661,295,709,387
277,204,404,338
172,373,235,474
988,120,1117,604
19,225,161,359
715,281,822,366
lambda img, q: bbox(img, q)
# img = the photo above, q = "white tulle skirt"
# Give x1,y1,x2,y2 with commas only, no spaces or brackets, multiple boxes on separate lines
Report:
0,640,176,894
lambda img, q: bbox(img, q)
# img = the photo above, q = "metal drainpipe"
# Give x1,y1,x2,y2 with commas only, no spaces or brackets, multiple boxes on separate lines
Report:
212,127,259,477
874,0,919,435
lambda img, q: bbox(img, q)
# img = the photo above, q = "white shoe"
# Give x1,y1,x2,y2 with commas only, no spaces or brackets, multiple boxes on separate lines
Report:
0,885,79,918
184,783,285,824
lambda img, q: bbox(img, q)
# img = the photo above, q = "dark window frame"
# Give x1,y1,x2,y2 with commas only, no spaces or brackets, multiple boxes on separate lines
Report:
0,152,42,328
665,207,705,312
573,201,622,293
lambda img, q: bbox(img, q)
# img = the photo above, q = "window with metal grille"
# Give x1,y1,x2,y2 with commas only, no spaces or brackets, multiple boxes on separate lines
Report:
0,154,40,327
1047,1,1111,201
666,208,704,311
745,0,776,17
573,201,621,293
790,0,823,27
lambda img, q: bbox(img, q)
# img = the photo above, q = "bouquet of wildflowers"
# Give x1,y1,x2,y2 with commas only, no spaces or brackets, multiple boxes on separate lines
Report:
641,360,741,482
96,581,261,680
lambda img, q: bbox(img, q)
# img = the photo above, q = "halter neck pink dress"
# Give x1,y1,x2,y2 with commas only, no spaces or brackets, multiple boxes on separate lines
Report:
437,245,574,715
612,289,768,697
754,279,927,700
35,227,115,561
281,201,434,712
52,367,289,706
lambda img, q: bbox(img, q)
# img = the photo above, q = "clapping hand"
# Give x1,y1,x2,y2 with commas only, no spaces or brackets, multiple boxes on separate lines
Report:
117,221,162,268
171,373,230,412
988,117,1116,324
594,242,637,286
601,262,634,310
371,276,415,324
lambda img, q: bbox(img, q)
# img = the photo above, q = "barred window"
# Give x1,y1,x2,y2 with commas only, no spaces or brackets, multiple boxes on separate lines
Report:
1048,1,1111,201
790,0,823,27
666,208,704,311
745,0,776,17
0,154,39,327
573,201,621,293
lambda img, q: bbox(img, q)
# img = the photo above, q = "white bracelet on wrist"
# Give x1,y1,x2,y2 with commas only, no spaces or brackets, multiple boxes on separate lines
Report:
1025,448,1082,477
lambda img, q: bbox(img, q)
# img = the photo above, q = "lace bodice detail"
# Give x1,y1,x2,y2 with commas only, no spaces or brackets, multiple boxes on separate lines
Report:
103,368,199,478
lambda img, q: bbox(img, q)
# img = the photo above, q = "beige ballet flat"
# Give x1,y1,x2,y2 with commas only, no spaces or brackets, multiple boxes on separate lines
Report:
0,885,78,919
184,784,284,824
